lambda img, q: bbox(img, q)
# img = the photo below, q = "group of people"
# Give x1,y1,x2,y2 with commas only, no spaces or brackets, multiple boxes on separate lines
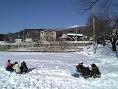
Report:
76,62,101,78
5,60,100,78
5,60,28,74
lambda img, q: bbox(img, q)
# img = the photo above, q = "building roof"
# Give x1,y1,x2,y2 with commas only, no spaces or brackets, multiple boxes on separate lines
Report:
66,33,84,36
40,29,56,32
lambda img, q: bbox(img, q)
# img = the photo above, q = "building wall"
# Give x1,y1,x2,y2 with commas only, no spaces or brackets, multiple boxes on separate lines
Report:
25,38,33,43
14,39,22,43
40,30,56,41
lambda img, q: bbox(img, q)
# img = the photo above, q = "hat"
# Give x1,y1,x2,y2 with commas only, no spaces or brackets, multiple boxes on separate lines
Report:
91,63,96,67
79,62,83,65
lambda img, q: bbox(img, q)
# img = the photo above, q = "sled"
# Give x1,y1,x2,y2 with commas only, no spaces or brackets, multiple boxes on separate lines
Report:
68,65,80,77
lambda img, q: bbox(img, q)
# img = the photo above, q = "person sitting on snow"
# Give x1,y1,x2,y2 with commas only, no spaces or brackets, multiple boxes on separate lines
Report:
76,62,83,72
81,66,91,78
5,60,14,72
90,63,101,78
76,62,91,78
76,62,84,74
13,62,21,74
20,61,28,73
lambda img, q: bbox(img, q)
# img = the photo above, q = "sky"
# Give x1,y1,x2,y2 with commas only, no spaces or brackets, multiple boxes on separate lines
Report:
0,0,88,34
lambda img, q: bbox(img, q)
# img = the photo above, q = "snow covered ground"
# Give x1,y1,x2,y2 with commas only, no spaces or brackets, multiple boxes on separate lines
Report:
0,44,118,89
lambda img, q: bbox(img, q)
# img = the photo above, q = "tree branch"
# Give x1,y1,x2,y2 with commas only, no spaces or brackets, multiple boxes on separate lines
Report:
84,0,99,11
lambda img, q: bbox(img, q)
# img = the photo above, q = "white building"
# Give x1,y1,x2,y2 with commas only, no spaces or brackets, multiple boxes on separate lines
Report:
40,30,57,41
66,33,84,37
0,41,7,45
66,33,84,41
14,39,22,43
25,38,33,43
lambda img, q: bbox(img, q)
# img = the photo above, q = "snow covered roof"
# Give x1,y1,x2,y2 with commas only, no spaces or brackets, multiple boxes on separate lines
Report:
66,33,84,36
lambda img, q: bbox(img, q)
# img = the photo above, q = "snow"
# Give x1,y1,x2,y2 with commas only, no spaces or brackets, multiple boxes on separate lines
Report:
66,33,84,36
0,44,118,89
65,25,86,29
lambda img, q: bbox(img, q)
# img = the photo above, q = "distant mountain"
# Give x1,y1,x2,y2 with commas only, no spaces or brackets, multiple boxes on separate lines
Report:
0,28,46,42
0,25,89,41
65,25,86,29
58,25,87,34
0,34,6,41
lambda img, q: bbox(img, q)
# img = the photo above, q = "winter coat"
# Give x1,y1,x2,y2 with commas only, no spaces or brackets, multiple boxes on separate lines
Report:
13,64,21,73
5,62,11,69
5,62,14,72
81,67,91,78
20,62,28,73
91,67,101,78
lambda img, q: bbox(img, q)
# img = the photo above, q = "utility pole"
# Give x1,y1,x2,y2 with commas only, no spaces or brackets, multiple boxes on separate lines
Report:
8,33,13,50
18,33,20,48
23,27,25,48
75,28,78,42
92,0,96,54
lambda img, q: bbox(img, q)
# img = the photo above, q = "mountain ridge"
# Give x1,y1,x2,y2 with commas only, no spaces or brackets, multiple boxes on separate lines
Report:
0,25,88,41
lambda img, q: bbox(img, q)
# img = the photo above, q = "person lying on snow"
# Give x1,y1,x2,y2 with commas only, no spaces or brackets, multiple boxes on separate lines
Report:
81,67,91,78
76,62,100,78
5,60,14,72
76,62,91,78
90,63,101,78
13,62,21,74
20,61,28,74
5,60,29,74
76,62,83,73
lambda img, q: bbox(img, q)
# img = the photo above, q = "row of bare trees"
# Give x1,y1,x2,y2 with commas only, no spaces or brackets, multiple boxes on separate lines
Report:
77,0,118,51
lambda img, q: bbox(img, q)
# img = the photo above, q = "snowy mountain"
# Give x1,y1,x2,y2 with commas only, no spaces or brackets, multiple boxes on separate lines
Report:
65,25,86,29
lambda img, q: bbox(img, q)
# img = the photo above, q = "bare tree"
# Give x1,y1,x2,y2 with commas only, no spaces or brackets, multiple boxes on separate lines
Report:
76,0,118,51
109,30,118,51
77,0,118,15
106,16,118,51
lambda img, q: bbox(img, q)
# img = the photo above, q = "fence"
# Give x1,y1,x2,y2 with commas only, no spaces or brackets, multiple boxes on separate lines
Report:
0,41,93,52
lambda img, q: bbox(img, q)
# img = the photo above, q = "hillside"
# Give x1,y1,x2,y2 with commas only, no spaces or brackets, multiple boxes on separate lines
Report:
0,25,90,41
